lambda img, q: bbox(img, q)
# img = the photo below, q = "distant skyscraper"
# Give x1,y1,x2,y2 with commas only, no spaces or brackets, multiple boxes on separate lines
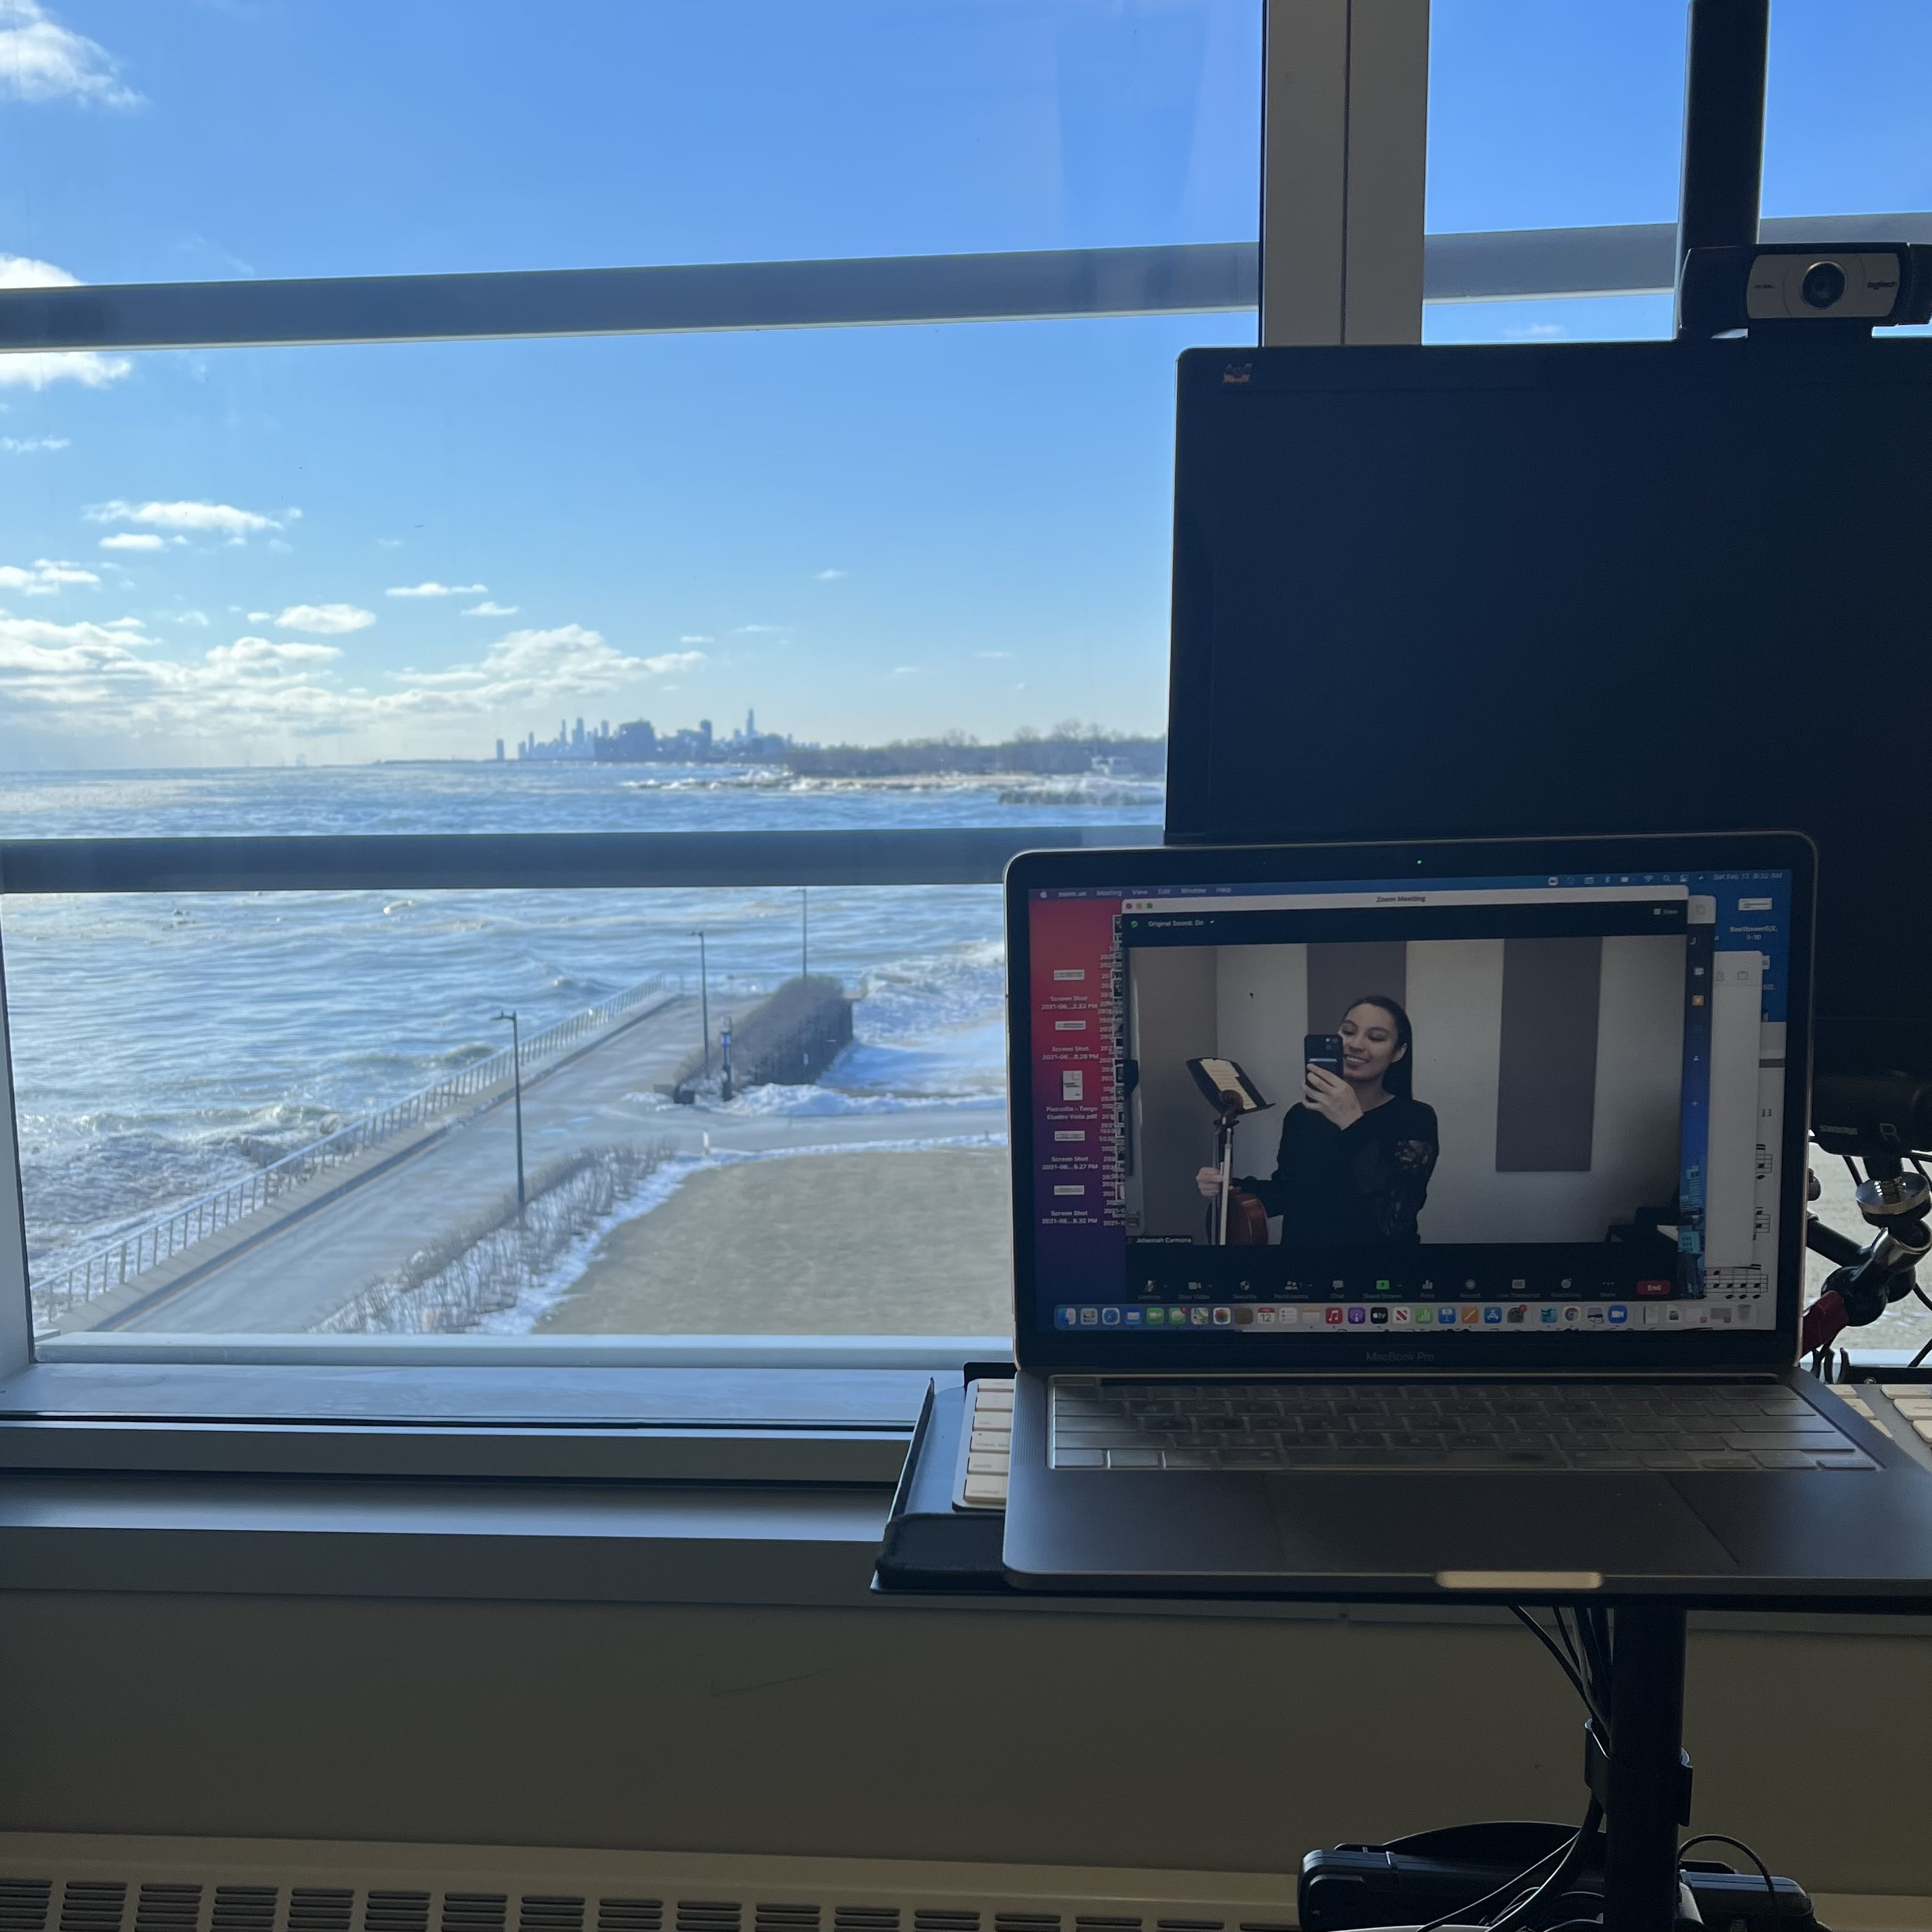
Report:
495,738,505,761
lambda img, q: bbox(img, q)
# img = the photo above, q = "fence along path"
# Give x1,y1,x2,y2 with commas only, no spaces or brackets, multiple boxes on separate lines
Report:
33,972,694,1324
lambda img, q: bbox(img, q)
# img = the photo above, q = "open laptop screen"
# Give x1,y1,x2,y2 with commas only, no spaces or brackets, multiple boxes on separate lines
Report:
1019,860,1797,1348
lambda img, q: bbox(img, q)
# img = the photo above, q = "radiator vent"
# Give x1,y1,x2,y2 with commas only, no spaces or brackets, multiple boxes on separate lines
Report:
133,1892,200,1932
212,1890,276,1932
367,1894,434,1932
753,1907,819,1932
0,1853,1297,1932
0,1883,51,1932
59,1885,127,1932
673,1903,740,1932
594,1905,661,1932
288,1896,353,1932
441,1901,506,1932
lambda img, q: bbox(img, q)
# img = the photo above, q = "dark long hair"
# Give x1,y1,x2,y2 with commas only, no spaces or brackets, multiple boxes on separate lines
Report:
1344,994,1414,1099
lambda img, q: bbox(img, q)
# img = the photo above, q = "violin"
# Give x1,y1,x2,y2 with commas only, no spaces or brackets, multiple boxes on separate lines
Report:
1224,1186,1269,1247
1204,1178,1270,1245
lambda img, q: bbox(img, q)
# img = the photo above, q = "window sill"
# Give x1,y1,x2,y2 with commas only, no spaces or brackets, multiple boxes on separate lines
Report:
0,1466,896,1604
0,1348,1004,1484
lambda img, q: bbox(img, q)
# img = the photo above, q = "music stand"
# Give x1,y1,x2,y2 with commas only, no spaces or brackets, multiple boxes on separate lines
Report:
1186,1056,1270,1245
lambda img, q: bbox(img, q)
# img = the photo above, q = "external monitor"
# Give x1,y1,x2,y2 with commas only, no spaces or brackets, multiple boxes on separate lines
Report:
1164,339,1932,1081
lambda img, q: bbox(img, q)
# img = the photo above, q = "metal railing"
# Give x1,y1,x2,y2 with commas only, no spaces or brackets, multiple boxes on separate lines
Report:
32,969,683,1320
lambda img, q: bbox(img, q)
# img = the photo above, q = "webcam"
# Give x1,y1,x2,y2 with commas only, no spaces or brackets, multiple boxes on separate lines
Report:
1679,241,1932,336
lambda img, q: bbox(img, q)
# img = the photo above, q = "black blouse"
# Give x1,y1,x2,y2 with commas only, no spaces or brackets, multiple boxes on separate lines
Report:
1238,1092,1440,1246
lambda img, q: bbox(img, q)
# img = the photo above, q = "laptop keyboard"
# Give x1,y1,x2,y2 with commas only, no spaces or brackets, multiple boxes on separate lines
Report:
1049,1379,1875,1473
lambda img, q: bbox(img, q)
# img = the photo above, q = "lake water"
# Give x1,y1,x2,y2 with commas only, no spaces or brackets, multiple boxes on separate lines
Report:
0,760,1164,1275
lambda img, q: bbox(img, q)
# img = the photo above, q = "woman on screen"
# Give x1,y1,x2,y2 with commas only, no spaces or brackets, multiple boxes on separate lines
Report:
1195,995,1439,1245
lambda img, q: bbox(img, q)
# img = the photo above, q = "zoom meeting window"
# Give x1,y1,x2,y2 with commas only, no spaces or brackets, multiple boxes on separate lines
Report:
1025,870,1793,1340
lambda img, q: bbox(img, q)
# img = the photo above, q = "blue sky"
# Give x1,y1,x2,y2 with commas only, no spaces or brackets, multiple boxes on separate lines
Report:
0,0,1927,767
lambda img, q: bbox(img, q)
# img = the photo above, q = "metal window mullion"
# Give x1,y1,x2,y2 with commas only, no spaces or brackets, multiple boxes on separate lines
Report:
1261,0,1430,348
0,943,33,1377
0,825,1161,894
0,244,1260,354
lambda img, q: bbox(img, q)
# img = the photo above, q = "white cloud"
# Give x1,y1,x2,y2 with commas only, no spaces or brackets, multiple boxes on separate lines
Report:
0,1,139,107
640,650,705,676
0,610,674,745
208,637,343,674
0,255,132,389
246,611,271,623
1,435,69,453
814,568,847,580
735,623,785,634
0,352,130,390
169,610,210,627
87,498,283,536
385,580,486,598
389,624,655,706
679,634,714,644
461,600,518,617
0,253,76,290
272,602,375,635
376,537,404,550
98,532,165,552
890,665,920,677
974,649,1016,659
0,557,98,595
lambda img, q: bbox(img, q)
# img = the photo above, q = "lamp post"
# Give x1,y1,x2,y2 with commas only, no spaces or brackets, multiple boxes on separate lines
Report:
494,1009,526,1212
692,930,711,1078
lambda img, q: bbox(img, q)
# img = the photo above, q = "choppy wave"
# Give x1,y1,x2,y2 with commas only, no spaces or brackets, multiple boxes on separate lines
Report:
0,765,1088,1267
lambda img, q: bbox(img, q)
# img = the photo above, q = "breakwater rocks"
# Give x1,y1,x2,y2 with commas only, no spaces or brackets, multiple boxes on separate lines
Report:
664,974,855,1101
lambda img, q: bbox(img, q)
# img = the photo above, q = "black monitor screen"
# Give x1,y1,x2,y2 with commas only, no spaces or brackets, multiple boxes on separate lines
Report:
1165,339,1932,1073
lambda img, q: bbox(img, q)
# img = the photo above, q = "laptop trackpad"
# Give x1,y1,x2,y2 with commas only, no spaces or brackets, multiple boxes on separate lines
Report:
1265,1473,1741,1580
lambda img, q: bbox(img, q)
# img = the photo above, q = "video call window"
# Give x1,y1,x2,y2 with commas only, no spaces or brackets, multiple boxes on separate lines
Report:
1025,871,1793,1337
1124,931,1686,1253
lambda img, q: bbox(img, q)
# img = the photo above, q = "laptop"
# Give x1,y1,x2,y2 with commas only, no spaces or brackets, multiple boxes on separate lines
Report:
1000,832,1932,1600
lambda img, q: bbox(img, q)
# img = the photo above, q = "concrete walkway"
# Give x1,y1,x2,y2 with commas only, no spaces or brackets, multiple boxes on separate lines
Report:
68,993,702,1335
63,983,1014,1337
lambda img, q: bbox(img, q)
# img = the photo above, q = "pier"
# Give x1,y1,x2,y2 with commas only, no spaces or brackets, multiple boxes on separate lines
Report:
35,974,877,1337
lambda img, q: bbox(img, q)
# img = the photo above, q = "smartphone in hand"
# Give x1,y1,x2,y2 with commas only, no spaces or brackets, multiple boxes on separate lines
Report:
1304,1033,1344,1079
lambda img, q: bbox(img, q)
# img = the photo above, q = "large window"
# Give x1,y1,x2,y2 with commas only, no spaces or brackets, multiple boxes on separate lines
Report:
7,1,1928,1393
0,0,1250,1374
